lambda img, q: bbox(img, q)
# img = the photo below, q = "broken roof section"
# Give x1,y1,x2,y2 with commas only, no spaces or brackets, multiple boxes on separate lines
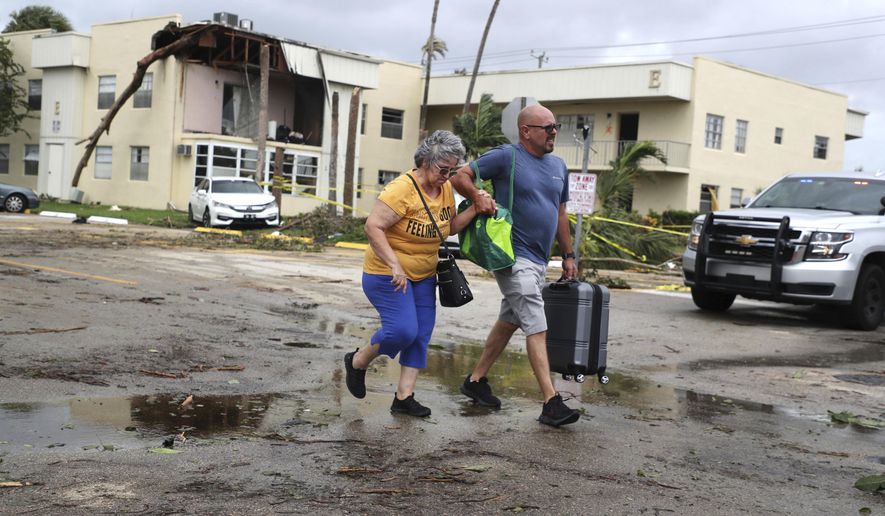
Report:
151,20,379,91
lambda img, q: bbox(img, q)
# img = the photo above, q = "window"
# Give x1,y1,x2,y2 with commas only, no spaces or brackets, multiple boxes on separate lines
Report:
558,114,594,138
274,153,318,196
24,144,39,176
0,144,8,174
381,108,404,139
735,119,748,153
98,75,116,109
94,146,112,179
704,114,723,149
378,170,399,185
360,103,367,135
133,73,152,108
774,127,783,145
130,146,149,181
28,80,42,110
814,136,828,160
294,155,318,195
730,188,743,208
699,184,718,213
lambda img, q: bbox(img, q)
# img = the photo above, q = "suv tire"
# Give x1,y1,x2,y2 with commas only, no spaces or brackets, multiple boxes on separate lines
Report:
842,264,884,331
691,286,736,312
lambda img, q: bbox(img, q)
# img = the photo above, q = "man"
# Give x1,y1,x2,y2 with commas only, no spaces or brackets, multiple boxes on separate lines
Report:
450,104,580,427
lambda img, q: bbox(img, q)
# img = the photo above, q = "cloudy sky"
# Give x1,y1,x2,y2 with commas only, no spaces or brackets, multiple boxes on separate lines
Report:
4,0,883,171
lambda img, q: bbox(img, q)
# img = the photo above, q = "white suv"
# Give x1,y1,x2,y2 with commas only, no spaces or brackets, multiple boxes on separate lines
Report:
683,171,885,330
188,177,280,228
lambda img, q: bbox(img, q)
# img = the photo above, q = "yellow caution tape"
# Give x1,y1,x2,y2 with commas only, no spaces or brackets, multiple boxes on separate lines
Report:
588,215,689,237
589,231,647,262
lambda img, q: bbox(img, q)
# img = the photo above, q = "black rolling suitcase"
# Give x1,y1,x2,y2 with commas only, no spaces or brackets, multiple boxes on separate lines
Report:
542,279,610,384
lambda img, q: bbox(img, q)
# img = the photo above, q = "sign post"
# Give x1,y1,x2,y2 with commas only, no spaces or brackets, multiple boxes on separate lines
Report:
566,126,595,264
501,96,537,144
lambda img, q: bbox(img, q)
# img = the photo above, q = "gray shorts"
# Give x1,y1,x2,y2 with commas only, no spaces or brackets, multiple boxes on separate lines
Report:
494,257,548,336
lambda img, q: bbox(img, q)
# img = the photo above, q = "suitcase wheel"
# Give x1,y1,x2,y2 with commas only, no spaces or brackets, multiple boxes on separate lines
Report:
575,374,586,383
598,374,609,384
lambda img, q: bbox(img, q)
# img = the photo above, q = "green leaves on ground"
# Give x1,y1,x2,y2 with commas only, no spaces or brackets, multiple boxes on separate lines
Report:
828,411,885,429
148,447,181,454
854,474,885,493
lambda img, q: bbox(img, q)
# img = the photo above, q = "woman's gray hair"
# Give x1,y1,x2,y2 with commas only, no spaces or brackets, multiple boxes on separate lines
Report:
414,130,466,168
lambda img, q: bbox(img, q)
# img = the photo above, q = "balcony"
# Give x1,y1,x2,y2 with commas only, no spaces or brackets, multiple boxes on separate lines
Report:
553,139,691,173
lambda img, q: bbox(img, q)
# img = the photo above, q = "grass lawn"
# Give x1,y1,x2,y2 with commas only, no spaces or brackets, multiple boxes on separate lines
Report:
38,200,193,228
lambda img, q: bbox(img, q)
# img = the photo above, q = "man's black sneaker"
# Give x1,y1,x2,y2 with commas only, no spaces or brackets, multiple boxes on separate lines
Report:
390,393,431,417
344,350,366,399
538,394,580,427
460,375,501,409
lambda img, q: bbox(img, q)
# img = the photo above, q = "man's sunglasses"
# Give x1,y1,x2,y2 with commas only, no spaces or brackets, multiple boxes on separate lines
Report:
525,123,561,135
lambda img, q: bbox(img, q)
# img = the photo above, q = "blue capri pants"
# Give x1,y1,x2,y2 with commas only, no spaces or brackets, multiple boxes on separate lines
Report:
362,272,437,369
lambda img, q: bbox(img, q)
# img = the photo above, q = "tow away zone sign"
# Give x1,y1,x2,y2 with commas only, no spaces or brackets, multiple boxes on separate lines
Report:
566,172,597,214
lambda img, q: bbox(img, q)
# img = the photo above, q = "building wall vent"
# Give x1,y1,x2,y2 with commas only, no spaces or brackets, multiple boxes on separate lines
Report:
176,144,193,156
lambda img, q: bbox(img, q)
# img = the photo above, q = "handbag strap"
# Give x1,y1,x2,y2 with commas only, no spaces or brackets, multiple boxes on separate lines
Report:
469,144,516,211
406,172,447,246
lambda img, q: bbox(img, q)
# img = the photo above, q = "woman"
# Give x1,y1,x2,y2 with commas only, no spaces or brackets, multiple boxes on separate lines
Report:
344,130,479,417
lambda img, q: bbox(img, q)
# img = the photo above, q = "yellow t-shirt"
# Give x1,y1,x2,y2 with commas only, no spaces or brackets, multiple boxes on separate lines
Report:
363,170,455,281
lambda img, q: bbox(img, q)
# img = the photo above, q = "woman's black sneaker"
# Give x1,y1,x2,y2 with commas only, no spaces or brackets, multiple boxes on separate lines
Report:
344,350,366,399
538,394,580,427
460,375,501,409
390,393,431,417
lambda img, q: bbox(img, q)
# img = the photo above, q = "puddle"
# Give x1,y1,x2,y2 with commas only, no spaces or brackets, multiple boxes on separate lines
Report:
0,394,318,456
3,334,877,456
682,343,884,371
373,344,847,426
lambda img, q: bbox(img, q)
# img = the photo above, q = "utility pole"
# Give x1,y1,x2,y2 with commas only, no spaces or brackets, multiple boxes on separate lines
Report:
530,50,548,69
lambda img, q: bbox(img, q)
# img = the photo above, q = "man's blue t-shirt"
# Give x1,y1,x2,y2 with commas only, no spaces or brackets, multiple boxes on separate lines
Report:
472,144,569,265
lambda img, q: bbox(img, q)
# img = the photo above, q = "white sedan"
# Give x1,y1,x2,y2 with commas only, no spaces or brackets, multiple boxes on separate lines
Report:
188,177,280,228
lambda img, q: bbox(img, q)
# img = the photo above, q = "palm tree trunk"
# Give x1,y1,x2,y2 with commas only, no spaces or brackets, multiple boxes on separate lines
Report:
462,0,500,115
419,0,440,140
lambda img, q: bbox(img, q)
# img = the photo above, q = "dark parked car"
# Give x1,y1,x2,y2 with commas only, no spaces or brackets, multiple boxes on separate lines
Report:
0,182,40,213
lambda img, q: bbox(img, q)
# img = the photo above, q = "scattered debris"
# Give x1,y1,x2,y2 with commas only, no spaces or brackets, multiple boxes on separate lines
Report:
179,394,194,410
0,481,29,488
828,411,884,430
337,467,383,475
149,448,181,455
0,326,87,336
854,474,885,493
139,369,180,379
363,488,402,494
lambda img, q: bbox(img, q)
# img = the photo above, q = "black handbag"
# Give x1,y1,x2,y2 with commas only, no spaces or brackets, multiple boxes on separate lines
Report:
407,174,473,307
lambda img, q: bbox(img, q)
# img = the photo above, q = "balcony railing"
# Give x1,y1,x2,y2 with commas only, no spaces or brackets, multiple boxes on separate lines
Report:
553,139,690,171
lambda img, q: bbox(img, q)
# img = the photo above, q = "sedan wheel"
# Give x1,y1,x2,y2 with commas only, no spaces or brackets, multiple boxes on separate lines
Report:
4,194,26,213
202,209,212,228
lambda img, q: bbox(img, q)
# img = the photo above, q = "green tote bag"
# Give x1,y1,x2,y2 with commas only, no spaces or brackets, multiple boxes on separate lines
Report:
457,145,517,272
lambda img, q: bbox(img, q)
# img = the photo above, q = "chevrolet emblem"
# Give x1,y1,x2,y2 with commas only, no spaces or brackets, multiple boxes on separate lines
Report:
735,235,758,246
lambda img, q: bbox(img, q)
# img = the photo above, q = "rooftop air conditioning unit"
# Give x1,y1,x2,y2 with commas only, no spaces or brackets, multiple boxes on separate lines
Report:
213,12,238,26
239,19,254,31
176,144,192,156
